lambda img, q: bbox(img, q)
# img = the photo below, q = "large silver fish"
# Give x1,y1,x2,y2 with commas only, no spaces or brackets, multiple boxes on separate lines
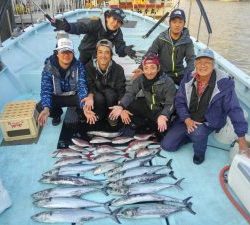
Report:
133,133,155,141
68,145,96,152
93,162,119,175
107,155,154,176
90,136,112,144
110,193,191,207
111,136,134,144
54,157,93,168
39,176,103,186
118,203,196,218
51,149,92,158
91,153,128,163
43,164,98,177
32,187,102,200
93,145,125,155
71,138,91,147
87,131,121,138
31,208,121,223
125,140,155,153
33,197,111,209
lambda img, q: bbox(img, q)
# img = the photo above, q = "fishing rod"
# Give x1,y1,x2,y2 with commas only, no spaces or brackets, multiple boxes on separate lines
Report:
29,0,53,22
142,0,180,39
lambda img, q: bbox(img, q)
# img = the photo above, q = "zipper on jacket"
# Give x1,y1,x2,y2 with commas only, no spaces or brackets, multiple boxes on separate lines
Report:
172,46,176,75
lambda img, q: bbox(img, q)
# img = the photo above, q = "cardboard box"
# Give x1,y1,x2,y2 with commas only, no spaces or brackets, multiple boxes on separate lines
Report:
0,100,39,141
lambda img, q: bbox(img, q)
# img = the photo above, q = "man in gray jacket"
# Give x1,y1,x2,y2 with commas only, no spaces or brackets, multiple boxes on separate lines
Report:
133,9,195,85
109,53,176,134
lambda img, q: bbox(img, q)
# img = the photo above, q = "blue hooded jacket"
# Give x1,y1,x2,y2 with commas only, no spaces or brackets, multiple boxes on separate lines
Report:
175,68,248,137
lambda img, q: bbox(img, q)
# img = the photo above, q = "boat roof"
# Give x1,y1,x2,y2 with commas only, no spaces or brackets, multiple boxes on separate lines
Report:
0,8,249,225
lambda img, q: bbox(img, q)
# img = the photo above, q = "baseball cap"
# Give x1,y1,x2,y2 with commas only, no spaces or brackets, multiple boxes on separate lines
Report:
55,38,74,53
169,9,186,21
196,48,215,60
108,8,127,23
96,39,113,52
142,53,160,66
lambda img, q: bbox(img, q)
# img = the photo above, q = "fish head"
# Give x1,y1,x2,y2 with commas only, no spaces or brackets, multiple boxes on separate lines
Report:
31,211,53,222
42,168,59,177
121,208,138,217
39,176,51,183
33,198,51,207
31,189,51,200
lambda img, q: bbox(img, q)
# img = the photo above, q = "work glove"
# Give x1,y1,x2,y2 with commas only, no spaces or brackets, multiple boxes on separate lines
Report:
124,45,136,58
51,18,70,32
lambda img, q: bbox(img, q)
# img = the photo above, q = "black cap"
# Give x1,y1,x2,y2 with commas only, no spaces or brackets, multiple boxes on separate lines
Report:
169,9,186,21
108,8,126,23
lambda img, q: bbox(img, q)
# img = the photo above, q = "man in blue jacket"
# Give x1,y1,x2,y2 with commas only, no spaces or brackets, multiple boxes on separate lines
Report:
161,49,249,164
132,9,195,85
37,38,88,126
51,8,136,64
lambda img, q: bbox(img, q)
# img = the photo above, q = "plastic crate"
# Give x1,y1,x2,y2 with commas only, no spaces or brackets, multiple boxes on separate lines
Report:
0,100,39,141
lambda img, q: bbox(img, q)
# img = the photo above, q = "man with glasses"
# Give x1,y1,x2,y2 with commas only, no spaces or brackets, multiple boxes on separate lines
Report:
161,49,249,164
132,8,195,85
109,53,176,135
37,38,88,126
51,8,136,64
82,39,126,128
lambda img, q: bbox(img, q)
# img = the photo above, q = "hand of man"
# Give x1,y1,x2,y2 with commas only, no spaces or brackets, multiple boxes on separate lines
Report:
124,45,136,58
121,110,133,124
238,137,250,158
157,115,168,133
37,107,50,126
81,94,94,111
51,18,70,32
109,106,123,120
184,118,202,134
83,109,98,125
131,68,143,80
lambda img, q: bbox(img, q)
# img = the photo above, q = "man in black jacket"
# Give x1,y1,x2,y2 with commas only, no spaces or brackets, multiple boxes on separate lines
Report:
82,39,126,127
51,8,136,64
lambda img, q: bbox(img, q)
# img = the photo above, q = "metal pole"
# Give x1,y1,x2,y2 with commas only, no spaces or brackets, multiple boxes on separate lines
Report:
207,33,211,47
187,0,193,29
6,10,13,39
196,13,202,42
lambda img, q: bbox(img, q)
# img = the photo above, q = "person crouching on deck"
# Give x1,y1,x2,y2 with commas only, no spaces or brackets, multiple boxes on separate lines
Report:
37,38,88,126
161,49,249,164
109,53,176,136
82,39,126,128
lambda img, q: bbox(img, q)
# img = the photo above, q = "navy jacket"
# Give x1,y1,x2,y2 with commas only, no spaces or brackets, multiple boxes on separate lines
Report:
175,68,248,137
40,54,88,109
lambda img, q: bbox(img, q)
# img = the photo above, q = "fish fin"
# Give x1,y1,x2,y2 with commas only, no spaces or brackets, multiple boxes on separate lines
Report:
186,202,196,215
166,159,173,170
105,198,115,209
156,151,167,159
169,171,177,180
101,186,109,196
111,207,122,224
174,178,184,190
183,196,192,205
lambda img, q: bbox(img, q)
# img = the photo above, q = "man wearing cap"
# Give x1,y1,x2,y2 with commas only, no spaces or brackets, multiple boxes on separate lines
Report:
51,8,136,64
161,48,249,164
133,8,195,85
82,39,126,127
109,53,176,135
37,38,88,126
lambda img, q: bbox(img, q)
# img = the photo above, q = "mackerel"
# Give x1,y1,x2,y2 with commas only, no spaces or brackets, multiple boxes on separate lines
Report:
110,193,191,207
93,162,119,175
31,208,121,223
87,131,121,138
32,187,102,200
118,203,196,218
33,197,111,209
39,175,103,186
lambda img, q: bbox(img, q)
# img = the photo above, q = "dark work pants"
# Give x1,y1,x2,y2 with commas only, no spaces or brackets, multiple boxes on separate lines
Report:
37,95,80,118
127,98,160,130
160,119,214,157
93,88,118,120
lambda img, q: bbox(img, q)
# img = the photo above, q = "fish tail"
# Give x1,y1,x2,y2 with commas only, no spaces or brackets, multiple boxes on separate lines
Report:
183,196,192,205
166,159,173,170
174,178,184,190
156,151,167,159
111,207,122,224
169,171,177,180
185,202,196,215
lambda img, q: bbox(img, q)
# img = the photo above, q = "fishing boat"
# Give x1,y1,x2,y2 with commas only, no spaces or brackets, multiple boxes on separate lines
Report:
0,0,250,224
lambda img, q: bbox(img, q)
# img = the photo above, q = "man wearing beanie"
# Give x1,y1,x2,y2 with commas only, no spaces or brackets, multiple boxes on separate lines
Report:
133,8,195,85
82,39,126,128
109,53,176,135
